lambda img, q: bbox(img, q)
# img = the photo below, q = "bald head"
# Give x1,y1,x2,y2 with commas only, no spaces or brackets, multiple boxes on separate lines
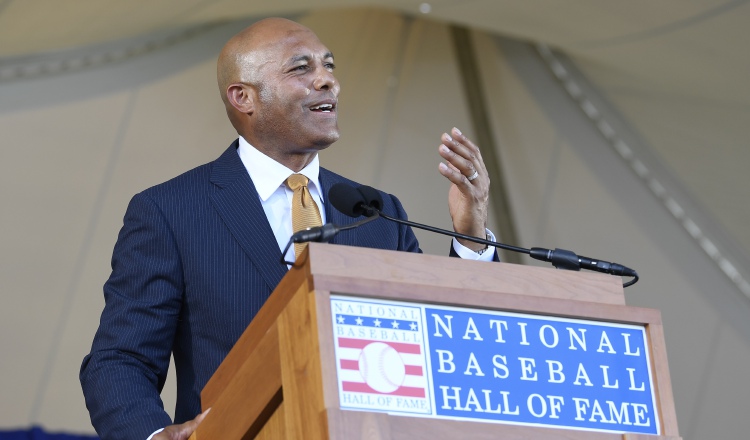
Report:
217,18,320,105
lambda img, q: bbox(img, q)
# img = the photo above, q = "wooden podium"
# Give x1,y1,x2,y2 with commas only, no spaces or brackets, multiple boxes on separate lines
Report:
189,243,681,439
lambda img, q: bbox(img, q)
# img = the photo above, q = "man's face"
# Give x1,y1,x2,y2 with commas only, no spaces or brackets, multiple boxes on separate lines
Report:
250,29,340,155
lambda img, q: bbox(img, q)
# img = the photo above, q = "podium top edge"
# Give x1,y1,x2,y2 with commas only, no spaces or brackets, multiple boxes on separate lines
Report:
299,243,625,306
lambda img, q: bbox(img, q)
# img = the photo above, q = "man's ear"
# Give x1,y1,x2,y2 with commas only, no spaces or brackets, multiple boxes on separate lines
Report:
226,83,255,114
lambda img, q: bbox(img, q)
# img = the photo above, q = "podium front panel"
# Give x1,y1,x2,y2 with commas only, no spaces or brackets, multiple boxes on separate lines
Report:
327,294,662,437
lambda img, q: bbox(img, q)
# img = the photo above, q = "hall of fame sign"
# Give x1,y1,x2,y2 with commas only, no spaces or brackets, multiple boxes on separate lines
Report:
331,296,432,415
330,295,660,435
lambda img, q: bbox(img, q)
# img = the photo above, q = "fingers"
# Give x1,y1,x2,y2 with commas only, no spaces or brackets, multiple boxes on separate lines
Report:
154,408,211,440
183,408,210,434
438,127,486,185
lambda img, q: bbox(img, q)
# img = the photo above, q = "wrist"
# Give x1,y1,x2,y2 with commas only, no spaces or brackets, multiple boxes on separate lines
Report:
457,230,489,251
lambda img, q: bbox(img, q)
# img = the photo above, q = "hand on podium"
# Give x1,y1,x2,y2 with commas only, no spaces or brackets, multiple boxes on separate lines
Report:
153,408,210,440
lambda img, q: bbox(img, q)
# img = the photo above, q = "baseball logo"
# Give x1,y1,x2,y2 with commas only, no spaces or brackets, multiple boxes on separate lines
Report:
358,342,406,393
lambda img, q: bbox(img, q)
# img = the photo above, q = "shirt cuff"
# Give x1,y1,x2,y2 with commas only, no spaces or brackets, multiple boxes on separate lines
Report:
451,229,496,262
147,428,164,440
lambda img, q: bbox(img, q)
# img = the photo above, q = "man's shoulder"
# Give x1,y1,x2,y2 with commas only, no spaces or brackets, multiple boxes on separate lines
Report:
140,161,213,200
139,143,239,200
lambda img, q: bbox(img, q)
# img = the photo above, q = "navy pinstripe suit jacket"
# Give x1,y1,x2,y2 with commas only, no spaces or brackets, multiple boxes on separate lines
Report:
80,141,420,440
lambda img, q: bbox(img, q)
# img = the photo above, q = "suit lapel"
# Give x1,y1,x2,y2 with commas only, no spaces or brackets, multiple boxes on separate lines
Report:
210,142,288,291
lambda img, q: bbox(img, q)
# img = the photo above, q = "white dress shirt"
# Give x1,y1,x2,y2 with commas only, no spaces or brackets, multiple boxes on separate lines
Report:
237,136,325,264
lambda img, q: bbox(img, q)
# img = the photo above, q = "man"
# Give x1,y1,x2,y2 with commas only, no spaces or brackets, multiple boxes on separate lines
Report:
80,17,495,440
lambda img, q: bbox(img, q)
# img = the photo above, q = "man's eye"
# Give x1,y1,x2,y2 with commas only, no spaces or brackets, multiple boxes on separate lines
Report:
292,65,309,72
325,62,336,70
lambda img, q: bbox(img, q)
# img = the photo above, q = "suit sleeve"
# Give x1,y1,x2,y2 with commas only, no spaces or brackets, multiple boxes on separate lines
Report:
80,192,181,440
388,193,421,253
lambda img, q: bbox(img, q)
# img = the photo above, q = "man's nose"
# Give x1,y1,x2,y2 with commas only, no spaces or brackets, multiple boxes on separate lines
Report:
313,68,337,92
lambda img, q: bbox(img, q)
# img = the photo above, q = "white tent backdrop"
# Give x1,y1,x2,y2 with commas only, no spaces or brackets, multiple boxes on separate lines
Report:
1,3,748,439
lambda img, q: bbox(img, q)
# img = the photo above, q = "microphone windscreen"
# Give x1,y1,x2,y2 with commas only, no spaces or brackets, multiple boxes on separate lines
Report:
357,185,383,211
329,183,367,217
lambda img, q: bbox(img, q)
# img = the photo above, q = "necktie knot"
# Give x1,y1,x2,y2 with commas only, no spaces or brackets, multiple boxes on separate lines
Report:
286,173,309,191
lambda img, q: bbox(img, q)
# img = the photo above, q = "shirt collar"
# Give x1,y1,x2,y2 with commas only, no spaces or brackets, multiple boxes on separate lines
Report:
237,136,322,202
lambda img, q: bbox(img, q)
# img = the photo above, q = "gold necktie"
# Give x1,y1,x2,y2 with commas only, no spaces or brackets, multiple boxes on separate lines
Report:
286,173,323,258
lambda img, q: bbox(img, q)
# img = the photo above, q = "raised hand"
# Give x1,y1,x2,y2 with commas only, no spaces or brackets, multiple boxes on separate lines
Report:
437,127,490,252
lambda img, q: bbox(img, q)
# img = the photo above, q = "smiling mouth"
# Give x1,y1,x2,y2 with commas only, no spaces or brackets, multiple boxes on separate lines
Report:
310,103,335,113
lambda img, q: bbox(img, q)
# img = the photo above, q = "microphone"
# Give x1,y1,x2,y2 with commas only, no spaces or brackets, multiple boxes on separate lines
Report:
328,183,378,217
528,248,638,278
356,185,383,213
289,223,340,244
329,183,639,287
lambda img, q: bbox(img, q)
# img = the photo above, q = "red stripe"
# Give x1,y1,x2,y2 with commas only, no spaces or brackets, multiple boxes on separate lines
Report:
340,360,423,377
342,381,426,398
405,365,423,376
337,337,421,354
340,359,359,370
